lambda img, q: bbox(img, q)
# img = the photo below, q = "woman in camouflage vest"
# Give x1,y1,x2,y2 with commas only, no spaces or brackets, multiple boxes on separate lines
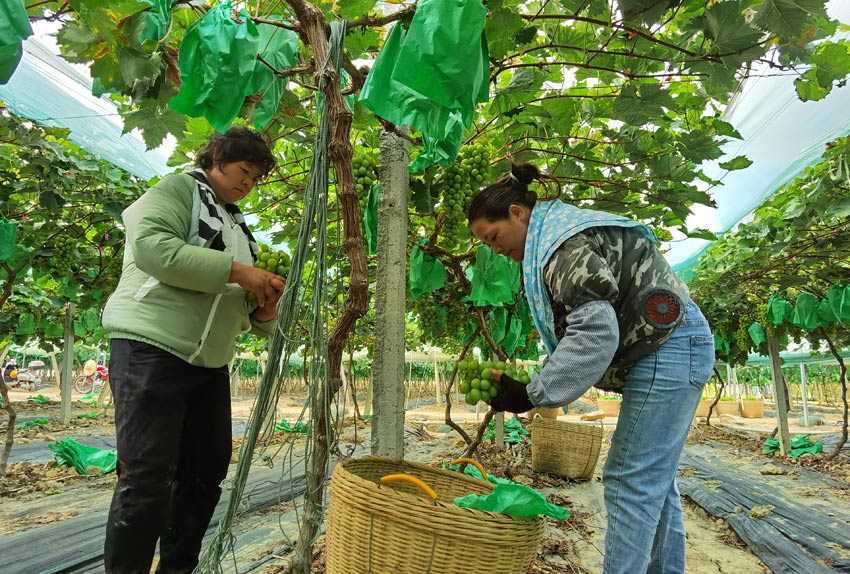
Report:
468,162,714,574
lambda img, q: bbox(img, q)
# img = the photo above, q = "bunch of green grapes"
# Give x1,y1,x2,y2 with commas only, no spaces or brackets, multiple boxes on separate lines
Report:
454,359,531,406
353,150,379,214
103,248,125,290
735,313,754,354
247,243,290,307
52,235,79,276
411,292,443,338
254,243,291,276
437,144,491,251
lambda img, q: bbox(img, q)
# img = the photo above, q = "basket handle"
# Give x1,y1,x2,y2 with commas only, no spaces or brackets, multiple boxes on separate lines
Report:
379,473,438,501
450,457,488,479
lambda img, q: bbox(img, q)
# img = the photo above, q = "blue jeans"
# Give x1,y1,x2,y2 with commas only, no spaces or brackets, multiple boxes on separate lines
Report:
602,300,714,574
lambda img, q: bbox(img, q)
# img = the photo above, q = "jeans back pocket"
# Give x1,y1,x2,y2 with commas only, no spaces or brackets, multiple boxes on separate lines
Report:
689,335,715,388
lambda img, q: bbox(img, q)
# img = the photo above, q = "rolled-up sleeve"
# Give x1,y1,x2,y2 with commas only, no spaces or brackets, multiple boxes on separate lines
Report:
526,300,619,407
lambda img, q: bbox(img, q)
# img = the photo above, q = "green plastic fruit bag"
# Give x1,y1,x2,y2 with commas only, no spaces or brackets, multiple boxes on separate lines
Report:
466,245,519,307
49,437,117,475
790,292,826,331
409,245,446,299
767,293,792,326
489,307,507,344
248,17,299,130
826,285,850,325
0,0,32,84
358,0,489,172
168,1,260,133
454,483,569,520
713,329,730,355
747,322,766,348
392,0,489,117
139,0,177,44
502,315,523,357
0,215,16,262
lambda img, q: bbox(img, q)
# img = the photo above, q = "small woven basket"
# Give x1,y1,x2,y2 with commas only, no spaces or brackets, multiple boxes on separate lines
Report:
528,406,561,420
530,419,602,480
326,456,545,574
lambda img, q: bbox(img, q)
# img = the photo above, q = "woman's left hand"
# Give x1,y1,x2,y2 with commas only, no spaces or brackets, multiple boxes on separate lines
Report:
253,279,285,321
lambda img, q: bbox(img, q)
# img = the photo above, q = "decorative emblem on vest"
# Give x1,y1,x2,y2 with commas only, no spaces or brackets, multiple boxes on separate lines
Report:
641,290,682,329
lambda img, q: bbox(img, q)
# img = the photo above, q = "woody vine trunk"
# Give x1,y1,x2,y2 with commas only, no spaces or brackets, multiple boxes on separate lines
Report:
285,3,368,573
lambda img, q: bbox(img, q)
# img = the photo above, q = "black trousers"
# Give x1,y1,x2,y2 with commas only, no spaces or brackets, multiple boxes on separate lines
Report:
104,339,232,574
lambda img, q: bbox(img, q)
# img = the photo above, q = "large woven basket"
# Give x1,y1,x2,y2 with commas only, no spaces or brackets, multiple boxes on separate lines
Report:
530,419,602,480
326,456,545,574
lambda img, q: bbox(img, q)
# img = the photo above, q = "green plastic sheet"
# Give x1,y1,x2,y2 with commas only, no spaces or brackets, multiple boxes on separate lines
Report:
763,435,823,458
17,418,49,428
274,419,309,434
826,285,850,325
364,183,379,256
168,1,260,133
747,322,766,348
77,411,102,420
0,0,32,84
454,483,570,520
49,437,117,475
790,292,827,331
248,18,299,130
443,461,512,485
358,0,489,172
409,245,446,299
767,293,792,326
482,416,528,444
0,215,17,262
26,394,50,404
466,245,520,307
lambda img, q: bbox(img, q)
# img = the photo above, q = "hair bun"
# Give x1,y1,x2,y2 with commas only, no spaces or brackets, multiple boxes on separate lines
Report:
510,162,541,186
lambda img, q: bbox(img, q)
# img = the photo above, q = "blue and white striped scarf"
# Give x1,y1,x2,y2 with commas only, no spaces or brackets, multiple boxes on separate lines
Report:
522,200,656,355
185,168,258,260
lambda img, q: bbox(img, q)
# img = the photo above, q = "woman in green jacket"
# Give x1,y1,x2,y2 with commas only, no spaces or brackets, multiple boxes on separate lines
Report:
101,126,285,574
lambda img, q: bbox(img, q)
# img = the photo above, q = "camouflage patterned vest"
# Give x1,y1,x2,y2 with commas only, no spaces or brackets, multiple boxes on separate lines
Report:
543,226,690,390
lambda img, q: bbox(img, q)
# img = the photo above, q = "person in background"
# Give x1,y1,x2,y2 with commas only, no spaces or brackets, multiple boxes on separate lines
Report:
467,162,714,574
101,126,286,574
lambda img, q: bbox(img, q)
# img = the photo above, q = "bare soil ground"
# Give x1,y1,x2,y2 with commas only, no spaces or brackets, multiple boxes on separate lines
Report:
2,388,847,573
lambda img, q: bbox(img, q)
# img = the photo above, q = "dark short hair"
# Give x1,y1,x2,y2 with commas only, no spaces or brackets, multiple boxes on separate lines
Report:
467,162,557,223
196,126,275,176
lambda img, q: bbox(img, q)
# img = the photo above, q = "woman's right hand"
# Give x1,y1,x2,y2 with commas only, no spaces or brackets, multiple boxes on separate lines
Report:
229,261,286,307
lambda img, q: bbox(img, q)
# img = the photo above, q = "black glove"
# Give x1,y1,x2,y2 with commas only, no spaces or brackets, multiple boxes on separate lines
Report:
488,373,534,414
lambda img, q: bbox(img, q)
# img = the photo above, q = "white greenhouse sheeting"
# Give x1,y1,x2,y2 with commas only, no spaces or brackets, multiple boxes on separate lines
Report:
665,0,850,274
0,37,170,180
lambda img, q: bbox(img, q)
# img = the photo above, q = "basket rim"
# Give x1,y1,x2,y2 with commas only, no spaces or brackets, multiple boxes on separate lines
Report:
336,456,544,525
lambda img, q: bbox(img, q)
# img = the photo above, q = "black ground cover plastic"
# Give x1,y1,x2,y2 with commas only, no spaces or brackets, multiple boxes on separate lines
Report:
680,442,850,574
